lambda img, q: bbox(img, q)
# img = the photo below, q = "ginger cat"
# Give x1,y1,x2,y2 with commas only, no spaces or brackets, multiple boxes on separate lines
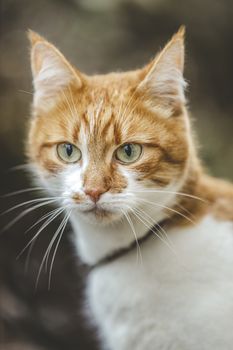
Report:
27,27,233,349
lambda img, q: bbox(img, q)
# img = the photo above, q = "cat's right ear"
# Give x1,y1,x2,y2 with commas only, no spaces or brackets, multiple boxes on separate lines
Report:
28,30,83,112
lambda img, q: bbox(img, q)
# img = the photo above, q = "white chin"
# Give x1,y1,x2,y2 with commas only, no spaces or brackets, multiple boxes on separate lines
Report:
77,207,123,225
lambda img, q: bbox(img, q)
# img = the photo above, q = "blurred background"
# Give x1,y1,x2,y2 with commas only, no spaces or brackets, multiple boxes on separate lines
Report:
0,0,232,349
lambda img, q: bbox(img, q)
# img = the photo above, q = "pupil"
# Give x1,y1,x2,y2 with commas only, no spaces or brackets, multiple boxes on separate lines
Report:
66,144,73,157
124,144,132,157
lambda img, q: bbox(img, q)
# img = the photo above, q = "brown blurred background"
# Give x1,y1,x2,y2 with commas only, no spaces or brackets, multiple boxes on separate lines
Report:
0,0,232,349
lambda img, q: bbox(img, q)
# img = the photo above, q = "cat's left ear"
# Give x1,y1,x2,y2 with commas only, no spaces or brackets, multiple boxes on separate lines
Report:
138,26,186,117
28,30,83,112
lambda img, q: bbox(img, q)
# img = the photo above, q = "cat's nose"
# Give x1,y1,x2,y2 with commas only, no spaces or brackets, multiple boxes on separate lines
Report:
84,188,105,203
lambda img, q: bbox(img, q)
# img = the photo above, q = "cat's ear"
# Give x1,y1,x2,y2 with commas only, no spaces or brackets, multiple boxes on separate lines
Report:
138,26,186,117
28,30,83,112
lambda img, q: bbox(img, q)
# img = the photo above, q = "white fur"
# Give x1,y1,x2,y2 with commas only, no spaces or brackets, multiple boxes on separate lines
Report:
83,215,233,350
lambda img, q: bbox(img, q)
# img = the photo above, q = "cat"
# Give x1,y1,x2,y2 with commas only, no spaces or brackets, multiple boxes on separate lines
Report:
27,27,233,350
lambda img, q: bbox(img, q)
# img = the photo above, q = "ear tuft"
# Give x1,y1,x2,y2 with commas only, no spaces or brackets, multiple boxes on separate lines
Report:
174,25,186,39
27,29,45,46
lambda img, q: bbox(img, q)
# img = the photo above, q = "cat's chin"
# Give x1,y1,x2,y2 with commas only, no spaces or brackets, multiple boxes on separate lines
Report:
75,207,123,226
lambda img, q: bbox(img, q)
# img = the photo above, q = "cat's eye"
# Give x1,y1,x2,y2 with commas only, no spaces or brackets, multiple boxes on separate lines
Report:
115,143,142,164
57,143,82,163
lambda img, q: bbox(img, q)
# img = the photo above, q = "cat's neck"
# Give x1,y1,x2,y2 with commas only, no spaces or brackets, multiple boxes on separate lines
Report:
70,205,168,265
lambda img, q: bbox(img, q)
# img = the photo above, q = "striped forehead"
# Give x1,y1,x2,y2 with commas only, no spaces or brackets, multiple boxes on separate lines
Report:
87,98,109,133
78,97,122,148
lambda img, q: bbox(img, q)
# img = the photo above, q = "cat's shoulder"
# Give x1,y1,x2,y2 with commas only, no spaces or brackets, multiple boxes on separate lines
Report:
202,175,233,221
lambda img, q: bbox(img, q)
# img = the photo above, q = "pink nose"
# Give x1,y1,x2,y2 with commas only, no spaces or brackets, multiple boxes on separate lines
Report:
84,188,105,203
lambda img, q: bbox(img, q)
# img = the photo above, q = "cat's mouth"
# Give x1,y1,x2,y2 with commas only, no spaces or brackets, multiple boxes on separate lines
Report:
72,201,123,223
82,204,113,217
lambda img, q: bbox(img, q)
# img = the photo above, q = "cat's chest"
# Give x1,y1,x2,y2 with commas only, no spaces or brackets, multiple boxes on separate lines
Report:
86,215,233,346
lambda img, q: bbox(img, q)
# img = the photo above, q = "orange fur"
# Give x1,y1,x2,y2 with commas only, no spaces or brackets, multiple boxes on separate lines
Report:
27,29,233,225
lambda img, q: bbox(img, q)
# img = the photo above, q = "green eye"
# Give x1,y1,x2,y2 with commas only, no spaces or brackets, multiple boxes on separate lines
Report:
57,143,81,163
116,143,142,164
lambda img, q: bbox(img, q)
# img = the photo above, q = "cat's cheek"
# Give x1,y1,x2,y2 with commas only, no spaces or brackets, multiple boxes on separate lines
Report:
60,165,84,200
31,161,80,201
27,162,60,198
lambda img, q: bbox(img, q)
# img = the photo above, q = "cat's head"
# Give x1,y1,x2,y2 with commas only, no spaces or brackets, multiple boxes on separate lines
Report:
27,28,191,225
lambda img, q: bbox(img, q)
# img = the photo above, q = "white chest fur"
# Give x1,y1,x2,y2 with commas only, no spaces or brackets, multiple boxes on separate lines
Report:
86,216,233,350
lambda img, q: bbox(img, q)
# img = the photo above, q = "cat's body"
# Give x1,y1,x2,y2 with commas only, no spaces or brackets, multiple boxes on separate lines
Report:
26,28,233,349
73,175,233,350
87,216,233,350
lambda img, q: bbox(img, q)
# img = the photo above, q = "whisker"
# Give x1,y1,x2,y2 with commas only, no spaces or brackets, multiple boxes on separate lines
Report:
129,207,176,255
129,207,166,245
1,197,63,216
48,210,71,289
25,207,64,234
23,207,65,273
1,187,45,198
2,199,58,232
121,209,143,265
35,211,70,289
132,190,206,203
17,207,65,259
18,89,33,95
132,207,167,245
137,198,196,225
135,206,168,240
133,206,178,257
175,202,196,220
7,164,31,172
44,208,68,272
24,240,36,274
